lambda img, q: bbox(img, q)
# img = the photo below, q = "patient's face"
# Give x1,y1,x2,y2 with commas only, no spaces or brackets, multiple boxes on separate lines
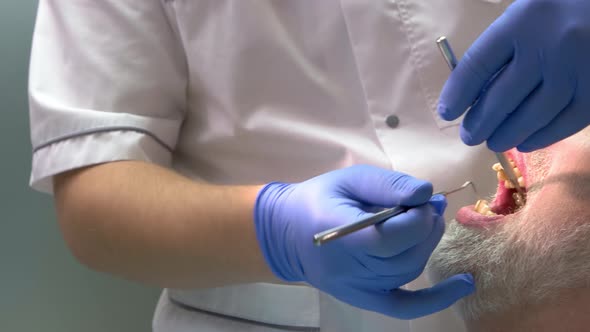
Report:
427,128,590,330
455,129,590,228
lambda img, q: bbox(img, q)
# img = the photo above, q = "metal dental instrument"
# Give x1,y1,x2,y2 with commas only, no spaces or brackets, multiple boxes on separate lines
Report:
436,36,526,201
495,152,526,198
436,36,458,71
312,181,477,246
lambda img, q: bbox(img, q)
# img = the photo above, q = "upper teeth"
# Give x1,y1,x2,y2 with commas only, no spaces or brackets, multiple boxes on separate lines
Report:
492,162,525,189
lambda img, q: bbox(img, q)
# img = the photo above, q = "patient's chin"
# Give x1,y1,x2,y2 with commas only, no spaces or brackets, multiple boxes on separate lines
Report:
426,219,495,282
427,215,590,324
426,218,525,321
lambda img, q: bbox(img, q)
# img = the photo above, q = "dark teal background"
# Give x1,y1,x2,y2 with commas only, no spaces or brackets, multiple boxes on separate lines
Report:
1,2,161,331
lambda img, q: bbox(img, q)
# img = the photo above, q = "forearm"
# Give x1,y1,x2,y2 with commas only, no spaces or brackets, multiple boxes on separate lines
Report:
53,160,277,288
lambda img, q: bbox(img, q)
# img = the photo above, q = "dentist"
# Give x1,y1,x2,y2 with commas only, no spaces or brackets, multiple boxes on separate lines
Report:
28,1,590,331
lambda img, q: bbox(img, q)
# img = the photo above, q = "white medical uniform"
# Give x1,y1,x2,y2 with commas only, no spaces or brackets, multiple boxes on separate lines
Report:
28,0,510,331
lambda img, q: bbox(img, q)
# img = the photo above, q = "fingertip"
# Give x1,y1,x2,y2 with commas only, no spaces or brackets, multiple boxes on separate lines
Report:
516,142,539,153
430,194,446,202
461,273,475,285
517,134,555,152
387,273,475,319
400,180,433,206
486,138,510,153
437,104,457,121
516,147,534,153
415,180,434,198
442,273,476,298
459,126,483,146
429,195,448,216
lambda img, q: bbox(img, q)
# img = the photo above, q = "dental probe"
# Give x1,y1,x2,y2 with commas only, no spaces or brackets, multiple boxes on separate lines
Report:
494,152,526,198
436,36,526,201
312,181,476,246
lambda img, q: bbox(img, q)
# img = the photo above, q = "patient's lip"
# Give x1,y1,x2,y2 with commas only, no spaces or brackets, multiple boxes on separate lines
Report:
456,205,503,226
455,149,528,227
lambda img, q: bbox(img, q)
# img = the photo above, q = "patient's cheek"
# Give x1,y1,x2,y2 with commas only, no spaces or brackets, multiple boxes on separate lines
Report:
519,182,582,231
521,150,550,186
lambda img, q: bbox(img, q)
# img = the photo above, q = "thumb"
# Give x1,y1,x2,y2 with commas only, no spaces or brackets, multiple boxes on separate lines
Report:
340,165,433,207
387,274,475,319
429,194,448,216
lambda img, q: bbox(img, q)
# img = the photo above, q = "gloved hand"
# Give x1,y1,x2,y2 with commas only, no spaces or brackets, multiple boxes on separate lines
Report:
438,0,590,152
254,165,475,320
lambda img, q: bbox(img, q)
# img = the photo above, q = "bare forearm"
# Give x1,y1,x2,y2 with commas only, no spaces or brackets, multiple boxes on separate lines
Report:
53,161,277,288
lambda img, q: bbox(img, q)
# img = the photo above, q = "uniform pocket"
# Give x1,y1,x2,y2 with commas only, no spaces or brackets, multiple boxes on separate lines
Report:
394,0,510,129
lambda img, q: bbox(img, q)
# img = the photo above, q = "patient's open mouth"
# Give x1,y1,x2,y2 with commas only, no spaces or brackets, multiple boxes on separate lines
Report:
456,152,528,225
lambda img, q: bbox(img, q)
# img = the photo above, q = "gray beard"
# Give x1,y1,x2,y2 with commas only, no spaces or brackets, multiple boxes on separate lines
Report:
426,217,590,322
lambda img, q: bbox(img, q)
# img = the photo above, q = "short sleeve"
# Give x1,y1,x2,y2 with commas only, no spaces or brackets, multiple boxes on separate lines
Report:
28,0,187,194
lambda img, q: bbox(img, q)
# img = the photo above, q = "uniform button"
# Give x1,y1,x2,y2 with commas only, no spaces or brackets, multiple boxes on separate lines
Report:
385,115,400,128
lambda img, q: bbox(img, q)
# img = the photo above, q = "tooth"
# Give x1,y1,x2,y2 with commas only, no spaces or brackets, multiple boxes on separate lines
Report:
486,210,496,216
474,200,491,214
504,180,515,189
518,176,525,188
474,200,484,212
513,192,525,208
497,170,507,181
513,167,522,178
492,163,503,172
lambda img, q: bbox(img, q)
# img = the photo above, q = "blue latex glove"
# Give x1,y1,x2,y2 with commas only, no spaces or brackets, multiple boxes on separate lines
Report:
254,165,475,320
438,0,590,152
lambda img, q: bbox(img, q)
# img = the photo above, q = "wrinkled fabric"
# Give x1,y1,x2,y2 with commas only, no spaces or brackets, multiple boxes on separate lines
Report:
29,0,510,331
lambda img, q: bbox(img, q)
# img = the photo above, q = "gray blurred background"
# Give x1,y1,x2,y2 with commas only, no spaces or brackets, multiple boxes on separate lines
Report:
0,1,161,331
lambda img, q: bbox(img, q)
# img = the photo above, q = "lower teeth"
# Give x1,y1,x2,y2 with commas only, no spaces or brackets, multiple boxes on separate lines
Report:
513,193,525,208
474,199,497,216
